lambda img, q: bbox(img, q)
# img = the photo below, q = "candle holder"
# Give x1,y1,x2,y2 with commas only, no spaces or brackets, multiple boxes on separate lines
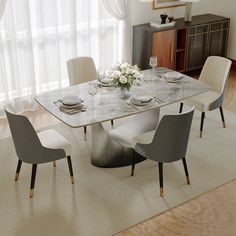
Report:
160,13,168,24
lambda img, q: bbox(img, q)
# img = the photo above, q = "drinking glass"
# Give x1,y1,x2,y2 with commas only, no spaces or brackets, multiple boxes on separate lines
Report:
97,68,105,82
149,56,158,80
88,83,98,110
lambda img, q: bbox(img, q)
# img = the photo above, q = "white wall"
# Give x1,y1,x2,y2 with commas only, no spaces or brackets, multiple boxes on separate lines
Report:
131,0,236,59
215,0,236,59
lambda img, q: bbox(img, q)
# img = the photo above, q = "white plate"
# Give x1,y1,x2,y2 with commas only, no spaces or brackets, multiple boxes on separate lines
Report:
162,72,184,80
60,103,84,109
166,78,183,83
132,95,153,103
129,98,154,106
99,82,114,87
101,78,113,84
61,96,80,106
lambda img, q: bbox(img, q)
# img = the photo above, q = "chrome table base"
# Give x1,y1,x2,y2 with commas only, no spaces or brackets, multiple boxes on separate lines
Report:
89,123,146,168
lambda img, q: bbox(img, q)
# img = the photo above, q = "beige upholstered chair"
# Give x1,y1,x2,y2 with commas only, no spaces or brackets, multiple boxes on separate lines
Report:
5,107,74,198
67,57,97,86
67,57,114,139
179,56,232,137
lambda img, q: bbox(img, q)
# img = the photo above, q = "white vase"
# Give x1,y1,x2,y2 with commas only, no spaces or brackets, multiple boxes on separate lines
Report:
185,2,192,22
120,89,130,99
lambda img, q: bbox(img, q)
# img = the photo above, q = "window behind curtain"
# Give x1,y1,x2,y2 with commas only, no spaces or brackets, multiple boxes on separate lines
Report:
0,0,118,104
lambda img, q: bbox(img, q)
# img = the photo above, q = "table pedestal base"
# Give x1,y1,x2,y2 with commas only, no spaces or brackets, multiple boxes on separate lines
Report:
89,123,146,168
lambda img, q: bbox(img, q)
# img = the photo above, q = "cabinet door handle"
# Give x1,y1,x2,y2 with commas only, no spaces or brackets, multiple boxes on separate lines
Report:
170,44,173,63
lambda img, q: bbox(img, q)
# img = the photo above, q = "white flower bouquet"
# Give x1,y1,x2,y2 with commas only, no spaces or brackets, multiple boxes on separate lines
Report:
110,62,142,91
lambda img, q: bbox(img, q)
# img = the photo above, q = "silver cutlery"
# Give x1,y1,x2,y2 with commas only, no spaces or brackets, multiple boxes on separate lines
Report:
127,101,139,110
153,96,163,103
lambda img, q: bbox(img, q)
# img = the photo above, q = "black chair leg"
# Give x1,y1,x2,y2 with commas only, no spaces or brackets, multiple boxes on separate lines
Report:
179,102,183,113
158,162,164,197
219,106,226,128
15,159,22,181
200,112,205,138
182,157,190,185
30,164,37,198
84,126,87,140
67,156,74,184
131,151,136,176
111,119,114,128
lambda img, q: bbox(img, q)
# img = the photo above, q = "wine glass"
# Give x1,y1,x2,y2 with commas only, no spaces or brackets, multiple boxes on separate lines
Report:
149,56,158,80
88,83,98,110
97,68,105,82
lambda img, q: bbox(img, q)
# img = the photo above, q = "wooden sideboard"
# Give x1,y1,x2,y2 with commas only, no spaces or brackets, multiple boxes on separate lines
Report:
133,14,230,72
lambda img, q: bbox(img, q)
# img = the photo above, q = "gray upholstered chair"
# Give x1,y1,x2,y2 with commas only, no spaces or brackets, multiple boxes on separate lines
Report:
109,107,194,197
133,108,194,197
67,57,114,140
5,108,74,198
179,56,232,137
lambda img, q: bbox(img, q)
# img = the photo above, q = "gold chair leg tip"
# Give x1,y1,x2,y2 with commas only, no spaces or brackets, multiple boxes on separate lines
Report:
223,122,226,128
200,131,203,138
53,161,56,167
29,189,34,198
15,173,19,181
71,177,74,184
160,188,164,198
187,176,191,185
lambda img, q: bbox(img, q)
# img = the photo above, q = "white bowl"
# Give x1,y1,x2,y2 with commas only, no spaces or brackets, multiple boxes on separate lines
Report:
163,72,183,80
62,96,79,106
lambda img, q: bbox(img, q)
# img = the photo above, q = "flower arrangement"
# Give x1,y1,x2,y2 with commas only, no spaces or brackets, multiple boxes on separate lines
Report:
110,62,142,91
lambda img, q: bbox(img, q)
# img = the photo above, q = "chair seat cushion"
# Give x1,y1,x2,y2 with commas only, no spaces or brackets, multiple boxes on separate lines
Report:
108,110,160,148
38,129,72,156
133,130,155,146
108,126,137,148
183,90,220,112
108,128,155,149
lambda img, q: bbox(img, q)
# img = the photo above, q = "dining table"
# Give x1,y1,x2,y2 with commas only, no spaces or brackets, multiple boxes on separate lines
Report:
35,68,210,168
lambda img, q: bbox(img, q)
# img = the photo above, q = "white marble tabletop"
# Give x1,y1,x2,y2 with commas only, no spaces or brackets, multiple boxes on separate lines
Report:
35,68,210,128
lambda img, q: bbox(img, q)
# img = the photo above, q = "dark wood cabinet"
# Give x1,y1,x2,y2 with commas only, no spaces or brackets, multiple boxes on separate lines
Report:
186,24,209,71
152,29,175,69
133,14,230,72
208,20,230,57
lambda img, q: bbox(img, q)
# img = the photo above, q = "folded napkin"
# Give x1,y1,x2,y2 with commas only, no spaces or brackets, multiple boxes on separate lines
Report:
59,105,85,115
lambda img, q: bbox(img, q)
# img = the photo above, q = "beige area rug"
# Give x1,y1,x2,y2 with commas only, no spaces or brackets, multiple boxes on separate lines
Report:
1,103,236,236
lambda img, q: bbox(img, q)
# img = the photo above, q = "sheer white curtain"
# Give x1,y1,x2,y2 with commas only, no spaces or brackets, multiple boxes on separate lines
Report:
0,0,7,20
0,0,119,116
102,0,131,63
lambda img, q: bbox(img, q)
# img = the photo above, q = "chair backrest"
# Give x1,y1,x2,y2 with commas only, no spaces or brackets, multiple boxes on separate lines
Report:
67,57,97,85
5,107,66,164
135,108,194,163
199,56,232,94
5,108,44,163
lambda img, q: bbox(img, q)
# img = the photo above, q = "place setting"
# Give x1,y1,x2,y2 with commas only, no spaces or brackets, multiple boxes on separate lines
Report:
53,95,86,115
127,94,158,110
160,71,187,84
97,69,115,88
